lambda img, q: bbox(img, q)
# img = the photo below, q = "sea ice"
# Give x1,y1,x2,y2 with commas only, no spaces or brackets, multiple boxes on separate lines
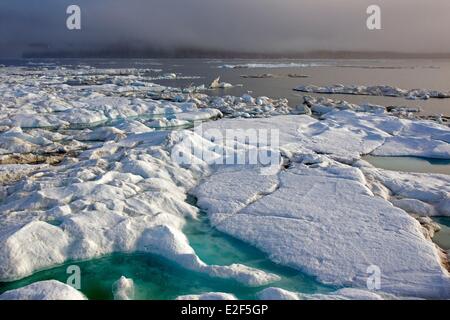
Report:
187,116,450,299
219,62,328,69
257,287,395,300
193,162,450,298
1,64,449,300
0,280,86,300
361,166,450,216
112,276,135,300
209,77,233,89
0,129,279,287
372,136,450,159
295,84,450,100
176,292,238,300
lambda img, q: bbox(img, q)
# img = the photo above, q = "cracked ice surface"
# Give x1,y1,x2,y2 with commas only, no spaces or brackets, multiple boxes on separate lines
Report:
0,129,279,286
188,115,450,299
0,65,450,299
257,287,397,300
0,66,286,287
193,163,450,298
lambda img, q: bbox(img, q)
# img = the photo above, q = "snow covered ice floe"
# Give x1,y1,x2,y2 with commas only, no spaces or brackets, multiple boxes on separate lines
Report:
303,96,386,115
209,77,234,89
0,126,279,288
295,84,450,100
192,162,450,298
183,115,450,299
316,109,450,161
1,64,450,300
359,164,450,217
0,280,86,300
219,62,329,69
301,96,447,123
0,68,219,130
371,136,450,159
257,287,399,300
176,292,238,300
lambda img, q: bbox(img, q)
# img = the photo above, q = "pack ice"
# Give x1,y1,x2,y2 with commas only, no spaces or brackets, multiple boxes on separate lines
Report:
188,115,450,298
0,64,449,299
295,84,450,100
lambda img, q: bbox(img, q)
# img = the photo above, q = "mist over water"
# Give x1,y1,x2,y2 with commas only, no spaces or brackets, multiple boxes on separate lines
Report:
1,0,450,57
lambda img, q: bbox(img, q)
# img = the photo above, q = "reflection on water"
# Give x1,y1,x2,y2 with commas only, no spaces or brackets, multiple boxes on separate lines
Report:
364,155,450,175
433,217,450,251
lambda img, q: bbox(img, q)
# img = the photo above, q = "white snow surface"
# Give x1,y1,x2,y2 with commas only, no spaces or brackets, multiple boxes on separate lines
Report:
257,287,398,300
187,116,450,299
192,163,450,298
176,292,238,300
0,65,449,300
0,280,86,300
219,62,329,69
295,84,450,100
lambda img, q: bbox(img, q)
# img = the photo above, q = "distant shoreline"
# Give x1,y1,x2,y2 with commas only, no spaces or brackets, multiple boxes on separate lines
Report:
18,49,450,60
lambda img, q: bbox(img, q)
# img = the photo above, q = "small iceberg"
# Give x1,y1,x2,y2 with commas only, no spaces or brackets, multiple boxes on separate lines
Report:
209,76,234,89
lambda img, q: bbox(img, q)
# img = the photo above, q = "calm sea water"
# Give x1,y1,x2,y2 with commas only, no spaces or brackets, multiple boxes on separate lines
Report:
2,58,450,116
364,156,450,175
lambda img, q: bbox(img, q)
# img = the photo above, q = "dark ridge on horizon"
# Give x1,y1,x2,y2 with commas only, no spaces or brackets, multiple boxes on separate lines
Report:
23,47,450,60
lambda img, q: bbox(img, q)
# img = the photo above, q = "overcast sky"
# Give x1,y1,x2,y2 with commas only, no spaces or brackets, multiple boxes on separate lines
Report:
1,0,449,57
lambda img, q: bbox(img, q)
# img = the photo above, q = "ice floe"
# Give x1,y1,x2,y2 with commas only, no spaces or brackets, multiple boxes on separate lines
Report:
209,77,234,89
0,126,279,288
303,96,386,115
113,276,135,300
372,136,450,159
0,280,86,300
192,162,450,298
257,287,397,300
176,292,238,300
219,62,328,69
0,64,449,300
361,166,450,216
294,84,450,100
187,116,450,298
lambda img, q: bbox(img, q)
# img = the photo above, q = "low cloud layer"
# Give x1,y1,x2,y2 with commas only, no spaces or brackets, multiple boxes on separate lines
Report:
1,0,450,57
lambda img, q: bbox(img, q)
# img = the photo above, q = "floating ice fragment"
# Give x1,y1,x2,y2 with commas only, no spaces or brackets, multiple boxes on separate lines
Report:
112,276,135,300
209,77,233,89
295,84,450,100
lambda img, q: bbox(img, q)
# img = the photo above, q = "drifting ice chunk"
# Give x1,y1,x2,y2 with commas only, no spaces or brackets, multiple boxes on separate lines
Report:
363,168,450,216
294,84,450,100
372,136,450,159
210,77,233,89
113,276,135,300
